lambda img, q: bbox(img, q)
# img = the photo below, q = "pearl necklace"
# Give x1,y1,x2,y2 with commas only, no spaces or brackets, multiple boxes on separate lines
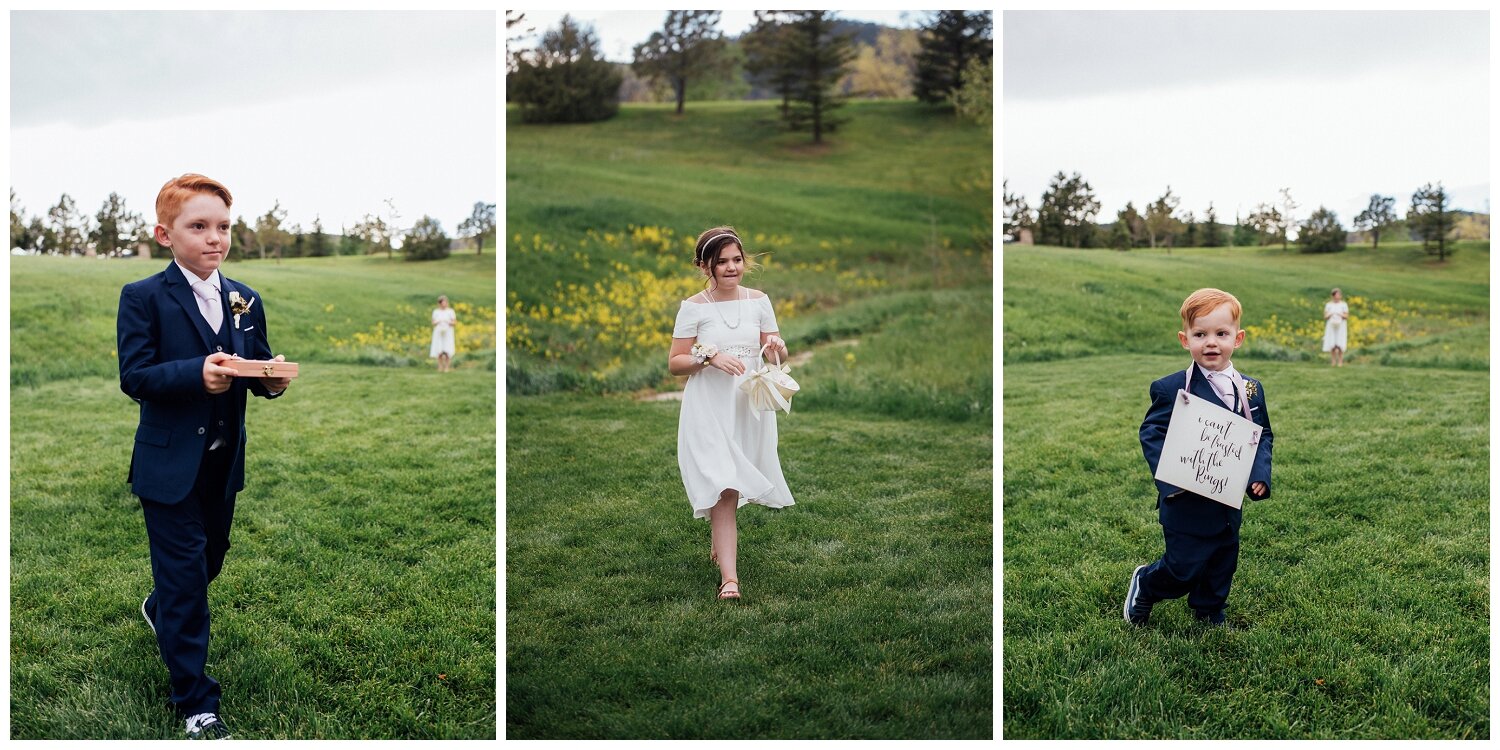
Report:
706,285,746,329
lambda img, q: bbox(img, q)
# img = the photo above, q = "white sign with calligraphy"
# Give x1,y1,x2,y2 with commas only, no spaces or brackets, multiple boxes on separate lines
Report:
1154,389,1262,509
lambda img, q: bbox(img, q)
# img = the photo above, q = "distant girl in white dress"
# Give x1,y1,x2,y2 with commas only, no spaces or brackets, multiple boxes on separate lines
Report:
431,295,457,372
668,226,794,601
1322,287,1349,367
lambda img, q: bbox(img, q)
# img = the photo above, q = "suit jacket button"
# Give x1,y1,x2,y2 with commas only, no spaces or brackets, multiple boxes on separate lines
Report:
198,427,206,435
217,345,224,351
218,420,224,426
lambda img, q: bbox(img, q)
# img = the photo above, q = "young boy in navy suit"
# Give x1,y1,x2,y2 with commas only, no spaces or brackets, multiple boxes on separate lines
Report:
1126,288,1273,627
117,174,292,739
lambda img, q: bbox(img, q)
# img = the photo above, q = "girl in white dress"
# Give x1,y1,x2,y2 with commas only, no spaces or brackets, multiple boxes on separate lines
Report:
1322,287,1349,367
431,295,457,372
668,226,794,601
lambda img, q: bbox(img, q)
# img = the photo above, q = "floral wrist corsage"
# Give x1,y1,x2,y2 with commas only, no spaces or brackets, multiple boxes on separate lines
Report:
690,343,719,365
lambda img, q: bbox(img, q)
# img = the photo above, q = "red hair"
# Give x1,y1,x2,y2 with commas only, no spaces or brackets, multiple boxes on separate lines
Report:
155,173,232,228
1179,288,1242,327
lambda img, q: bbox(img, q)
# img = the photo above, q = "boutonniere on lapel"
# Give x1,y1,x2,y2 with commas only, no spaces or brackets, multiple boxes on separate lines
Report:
228,291,256,330
1243,379,1259,400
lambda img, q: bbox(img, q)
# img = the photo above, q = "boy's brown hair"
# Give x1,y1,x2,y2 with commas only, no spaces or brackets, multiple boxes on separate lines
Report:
155,173,233,228
1180,288,1242,327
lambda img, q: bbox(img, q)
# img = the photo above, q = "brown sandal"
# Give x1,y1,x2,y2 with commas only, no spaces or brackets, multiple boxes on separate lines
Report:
717,579,741,600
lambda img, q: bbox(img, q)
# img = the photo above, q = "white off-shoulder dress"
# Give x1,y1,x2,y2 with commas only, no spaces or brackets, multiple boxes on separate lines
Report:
1323,300,1349,352
674,293,796,520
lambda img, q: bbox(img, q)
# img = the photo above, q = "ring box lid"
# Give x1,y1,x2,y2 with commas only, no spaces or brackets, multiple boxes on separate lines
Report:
227,359,299,378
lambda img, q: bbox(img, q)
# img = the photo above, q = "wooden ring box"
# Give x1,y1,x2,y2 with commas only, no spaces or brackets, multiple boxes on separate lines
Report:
227,359,300,379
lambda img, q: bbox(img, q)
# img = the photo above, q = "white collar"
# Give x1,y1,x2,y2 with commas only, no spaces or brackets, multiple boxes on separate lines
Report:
173,261,221,291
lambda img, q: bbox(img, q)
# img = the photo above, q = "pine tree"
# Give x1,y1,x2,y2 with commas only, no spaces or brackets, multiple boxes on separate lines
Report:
90,192,145,257
780,11,856,143
742,11,798,117
1410,183,1455,261
508,15,622,124
1202,203,1224,247
913,11,992,106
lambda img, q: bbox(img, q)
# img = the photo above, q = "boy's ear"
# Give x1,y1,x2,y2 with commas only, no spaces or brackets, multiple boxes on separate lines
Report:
1177,330,1190,349
152,224,172,247
1234,328,1246,347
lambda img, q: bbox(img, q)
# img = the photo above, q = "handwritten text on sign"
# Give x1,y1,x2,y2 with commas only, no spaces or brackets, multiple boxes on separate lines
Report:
1153,390,1261,509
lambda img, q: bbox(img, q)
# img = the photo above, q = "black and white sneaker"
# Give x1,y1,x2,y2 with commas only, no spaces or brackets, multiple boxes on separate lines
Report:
141,595,156,636
186,712,231,740
1123,564,1151,625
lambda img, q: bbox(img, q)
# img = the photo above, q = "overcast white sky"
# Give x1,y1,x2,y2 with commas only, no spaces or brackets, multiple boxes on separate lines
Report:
509,10,928,64
1004,11,1490,226
11,10,496,239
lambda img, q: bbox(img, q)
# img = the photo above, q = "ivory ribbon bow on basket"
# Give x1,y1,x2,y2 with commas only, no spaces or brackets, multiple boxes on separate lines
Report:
739,343,800,419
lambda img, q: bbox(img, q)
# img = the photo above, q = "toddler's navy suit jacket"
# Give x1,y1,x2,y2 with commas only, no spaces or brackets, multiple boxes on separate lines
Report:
117,262,282,504
1140,362,1274,537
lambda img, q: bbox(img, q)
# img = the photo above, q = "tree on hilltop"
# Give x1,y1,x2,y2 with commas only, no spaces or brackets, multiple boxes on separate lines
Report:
1036,171,1100,248
1275,187,1298,250
1143,186,1181,250
91,192,147,258
1297,206,1346,254
743,12,799,117
780,11,857,144
11,190,43,254
46,193,86,256
632,11,729,115
255,200,290,261
458,201,495,255
509,15,622,124
1409,182,1455,261
403,216,451,261
309,215,330,257
1109,202,1145,251
913,11,992,107
1202,203,1224,247
1244,203,1281,246
1002,179,1034,242
1353,194,1397,249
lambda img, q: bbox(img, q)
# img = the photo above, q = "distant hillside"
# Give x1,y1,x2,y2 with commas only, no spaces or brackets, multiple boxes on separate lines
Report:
618,17,930,103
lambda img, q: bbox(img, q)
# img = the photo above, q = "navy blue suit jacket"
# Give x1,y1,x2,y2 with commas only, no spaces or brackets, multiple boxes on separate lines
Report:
1140,363,1274,536
118,262,281,505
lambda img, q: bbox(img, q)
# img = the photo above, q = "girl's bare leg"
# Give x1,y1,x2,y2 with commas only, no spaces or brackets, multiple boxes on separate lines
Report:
711,490,739,597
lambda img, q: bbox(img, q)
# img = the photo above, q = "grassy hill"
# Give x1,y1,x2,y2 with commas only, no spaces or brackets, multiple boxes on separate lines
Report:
1002,242,1488,739
506,99,992,406
1004,241,1488,369
9,252,496,739
506,100,993,737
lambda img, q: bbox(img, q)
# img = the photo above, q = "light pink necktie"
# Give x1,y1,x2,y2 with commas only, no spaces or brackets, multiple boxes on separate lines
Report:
193,281,223,333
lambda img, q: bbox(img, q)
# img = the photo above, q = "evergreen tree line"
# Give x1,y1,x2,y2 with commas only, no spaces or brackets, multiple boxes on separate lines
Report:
10,189,495,263
1004,174,1471,260
506,11,992,141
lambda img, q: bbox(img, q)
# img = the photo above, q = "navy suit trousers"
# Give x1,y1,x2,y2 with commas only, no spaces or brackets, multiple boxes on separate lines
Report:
140,444,236,717
1138,525,1240,616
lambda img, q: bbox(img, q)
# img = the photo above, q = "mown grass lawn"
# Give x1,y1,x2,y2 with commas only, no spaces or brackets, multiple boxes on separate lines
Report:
10,254,497,739
506,394,992,739
1002,244,1488,739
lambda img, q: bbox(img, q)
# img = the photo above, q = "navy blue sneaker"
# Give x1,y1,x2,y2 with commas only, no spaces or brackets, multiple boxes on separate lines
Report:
1123,564,1151,625
1194,610,1227,626
186,712,231,740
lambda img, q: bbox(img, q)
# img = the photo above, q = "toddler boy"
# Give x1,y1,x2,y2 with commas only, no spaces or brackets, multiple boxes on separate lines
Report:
1126,288,1273,626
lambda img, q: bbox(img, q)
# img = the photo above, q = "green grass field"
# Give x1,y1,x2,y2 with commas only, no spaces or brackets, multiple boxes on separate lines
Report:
506,100,993,738
1002,243,1488,739
10,252,497,739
